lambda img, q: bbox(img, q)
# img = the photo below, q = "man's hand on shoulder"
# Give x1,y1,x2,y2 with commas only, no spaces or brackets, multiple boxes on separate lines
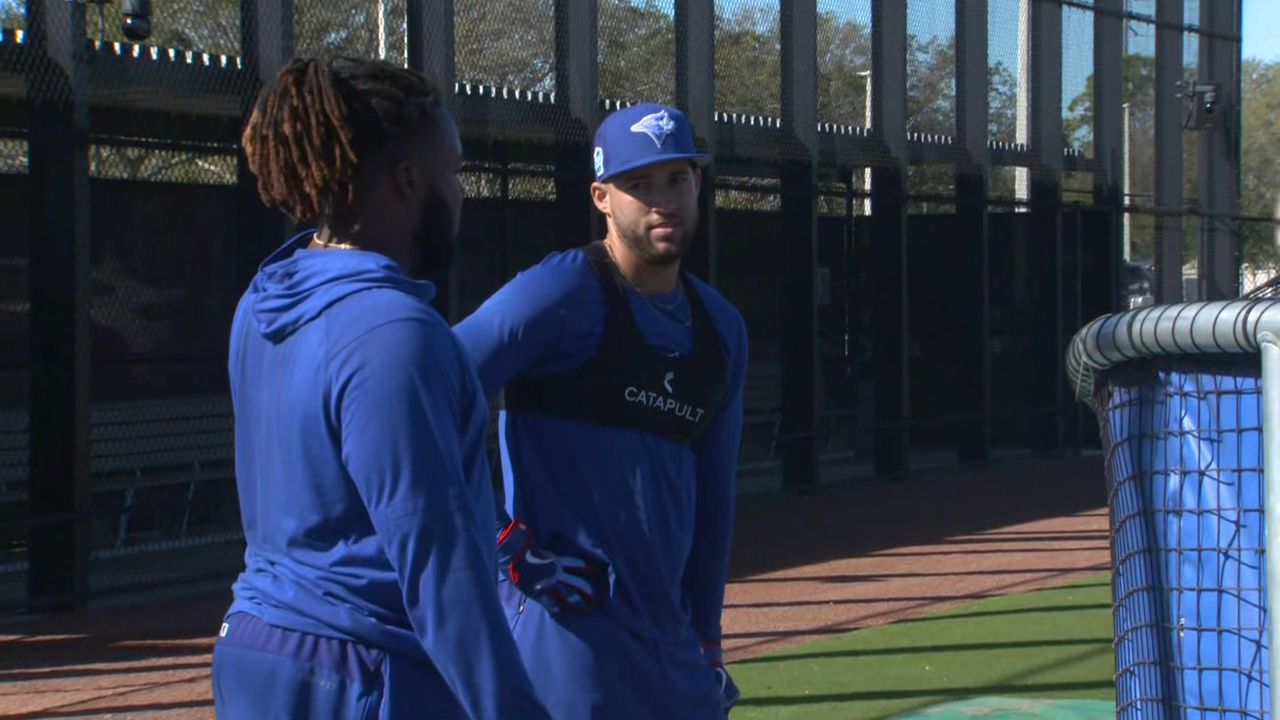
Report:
497,518,610,613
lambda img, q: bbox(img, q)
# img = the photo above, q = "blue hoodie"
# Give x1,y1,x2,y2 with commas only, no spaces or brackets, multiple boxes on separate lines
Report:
225,232,548,720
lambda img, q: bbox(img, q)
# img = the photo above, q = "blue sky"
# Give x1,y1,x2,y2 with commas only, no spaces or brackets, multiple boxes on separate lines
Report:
789,0,1278,115
1242,0,1280,62
792,0,1097,110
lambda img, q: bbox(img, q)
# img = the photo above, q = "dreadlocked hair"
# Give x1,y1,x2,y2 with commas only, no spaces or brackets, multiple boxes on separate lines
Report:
240,56,444,225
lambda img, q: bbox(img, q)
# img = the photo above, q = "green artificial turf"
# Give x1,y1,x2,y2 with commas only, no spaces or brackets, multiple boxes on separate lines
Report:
726,573,1115,720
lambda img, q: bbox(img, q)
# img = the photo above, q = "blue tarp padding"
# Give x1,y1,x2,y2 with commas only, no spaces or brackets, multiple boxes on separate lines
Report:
1104,361,1270,719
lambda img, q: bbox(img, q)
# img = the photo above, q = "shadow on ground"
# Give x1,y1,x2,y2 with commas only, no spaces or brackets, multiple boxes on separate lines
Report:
729,455,1106,580
0,454,1108,719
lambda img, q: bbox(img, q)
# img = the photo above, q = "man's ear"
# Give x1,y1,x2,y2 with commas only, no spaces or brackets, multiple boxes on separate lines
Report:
692,166,703,195
590,181,611,215
393,160,419,201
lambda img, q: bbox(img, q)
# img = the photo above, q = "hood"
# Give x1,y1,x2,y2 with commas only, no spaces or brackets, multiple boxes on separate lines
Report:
247,232,436,344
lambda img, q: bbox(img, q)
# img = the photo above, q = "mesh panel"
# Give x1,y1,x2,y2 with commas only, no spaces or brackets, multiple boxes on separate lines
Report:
0,0,1230,611
816,180,866,470
906,0,955,141
908,165,955,213
1095,357,1270,718
0,8,25,607
599,0,675,106
1124,19,1156,263
88,143,236,184
1182,29,1199,209
1239,28,1279,285
454,0,555,91
90,0,239,56
0,133,25,612
715,0,780,118
295,0,408,64
815,1,871,128
80,166,242,598
1062,0,1094,158
987,0,1023,148
1064,170,1095,205
1243,214,1280,298
716,178,783,486
0,0,263,608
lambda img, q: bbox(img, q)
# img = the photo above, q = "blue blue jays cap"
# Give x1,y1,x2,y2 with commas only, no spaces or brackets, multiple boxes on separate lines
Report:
592,102,711,182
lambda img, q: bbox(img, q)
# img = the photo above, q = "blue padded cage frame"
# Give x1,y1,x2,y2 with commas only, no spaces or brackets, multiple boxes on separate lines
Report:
1067,299,1280,719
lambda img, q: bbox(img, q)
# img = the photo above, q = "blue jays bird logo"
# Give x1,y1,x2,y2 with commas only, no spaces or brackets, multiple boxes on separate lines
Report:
630,110,677,148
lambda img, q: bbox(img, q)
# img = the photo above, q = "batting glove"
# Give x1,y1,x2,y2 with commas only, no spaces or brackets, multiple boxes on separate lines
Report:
496,518,606,613
702,640,740,712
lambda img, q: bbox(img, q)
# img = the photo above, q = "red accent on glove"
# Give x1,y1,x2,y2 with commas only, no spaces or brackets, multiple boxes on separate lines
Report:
497,518,533,585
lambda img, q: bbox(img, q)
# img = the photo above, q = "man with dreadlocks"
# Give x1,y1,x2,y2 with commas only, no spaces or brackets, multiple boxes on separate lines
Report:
209,56,551,720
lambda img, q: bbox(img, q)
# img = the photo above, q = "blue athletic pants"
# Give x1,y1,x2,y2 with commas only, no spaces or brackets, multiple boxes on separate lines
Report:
211,611,467,720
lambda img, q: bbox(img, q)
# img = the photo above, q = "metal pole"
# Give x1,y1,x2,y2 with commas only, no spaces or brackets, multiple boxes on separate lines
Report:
858,69,871,217
1015,0,1030,212
376,0,387,60
1123,102,1131,260
1259,330,1280,720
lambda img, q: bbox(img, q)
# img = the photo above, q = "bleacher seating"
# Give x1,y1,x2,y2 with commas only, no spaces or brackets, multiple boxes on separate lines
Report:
0,397,237,553
739,362,783,472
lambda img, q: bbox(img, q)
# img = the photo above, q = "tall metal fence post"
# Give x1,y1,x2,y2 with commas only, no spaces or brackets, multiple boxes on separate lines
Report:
955,0,990,465
24,0,92,612
778,0,819,491
1094,0,1124,313
552,0,598,250
675,0,716,286
1154,0,1184,304
1197,0,1242,300
235,0,293,292
1028,0,1064,455
870,0,909,478
407,0,457,319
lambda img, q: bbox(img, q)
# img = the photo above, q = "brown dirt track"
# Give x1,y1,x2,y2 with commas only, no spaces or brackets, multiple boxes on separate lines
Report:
0,455,1111,720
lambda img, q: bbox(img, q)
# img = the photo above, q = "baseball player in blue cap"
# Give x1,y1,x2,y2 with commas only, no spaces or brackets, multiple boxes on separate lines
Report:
454,102,746,718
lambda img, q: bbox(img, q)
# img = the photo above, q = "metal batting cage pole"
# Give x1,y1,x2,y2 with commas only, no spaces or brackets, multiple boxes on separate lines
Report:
1262,331,1280,720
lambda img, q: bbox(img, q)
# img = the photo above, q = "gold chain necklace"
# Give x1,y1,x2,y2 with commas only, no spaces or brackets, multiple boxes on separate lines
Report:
602,240,691,327
311,232,361,251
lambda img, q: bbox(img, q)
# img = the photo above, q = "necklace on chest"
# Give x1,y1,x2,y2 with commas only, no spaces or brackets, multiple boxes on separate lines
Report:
602,241,692,328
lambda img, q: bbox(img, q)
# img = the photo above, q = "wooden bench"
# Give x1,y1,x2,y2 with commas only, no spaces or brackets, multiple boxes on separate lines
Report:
0,396,237,553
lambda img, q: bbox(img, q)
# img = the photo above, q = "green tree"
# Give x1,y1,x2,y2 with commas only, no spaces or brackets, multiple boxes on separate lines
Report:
455,0,555,91
598,0,674,105
1,0,20,29
1065,53,1203,263
1066,55,1280,268
713,3,780,118
1239,58,1280,267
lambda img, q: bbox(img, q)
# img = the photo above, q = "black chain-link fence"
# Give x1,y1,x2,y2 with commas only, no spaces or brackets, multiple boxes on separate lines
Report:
0,0,1248,613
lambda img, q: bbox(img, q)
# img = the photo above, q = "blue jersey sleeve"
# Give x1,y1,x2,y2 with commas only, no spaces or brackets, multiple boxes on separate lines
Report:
683,311,749,647
453,254,604,399
330,318,549,720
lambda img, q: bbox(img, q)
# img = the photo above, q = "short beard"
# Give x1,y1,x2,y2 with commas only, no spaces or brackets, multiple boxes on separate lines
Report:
615,209,698,268
409,191,456,280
